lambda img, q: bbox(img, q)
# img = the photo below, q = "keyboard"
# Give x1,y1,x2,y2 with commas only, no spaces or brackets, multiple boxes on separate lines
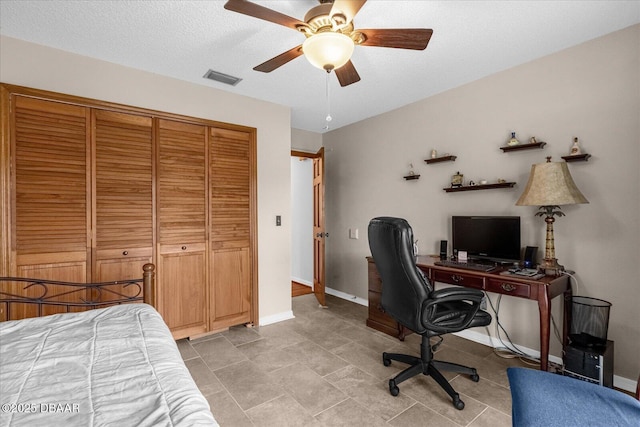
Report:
434,260,496,272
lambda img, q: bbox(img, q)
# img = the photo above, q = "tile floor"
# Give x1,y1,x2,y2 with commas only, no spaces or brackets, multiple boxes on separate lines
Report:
178,293,532,426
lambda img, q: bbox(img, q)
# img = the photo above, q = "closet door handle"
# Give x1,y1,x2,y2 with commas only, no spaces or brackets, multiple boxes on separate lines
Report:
181,246,187,250
122,251,128,256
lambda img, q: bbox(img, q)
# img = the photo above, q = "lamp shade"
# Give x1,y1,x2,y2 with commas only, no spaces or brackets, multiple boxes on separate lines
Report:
516,158,589,206
302,32,355,71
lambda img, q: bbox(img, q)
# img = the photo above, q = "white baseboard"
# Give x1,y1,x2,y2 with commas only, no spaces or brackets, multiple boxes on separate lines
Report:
453,329,563,366
326,286,368,307
259,310,294,326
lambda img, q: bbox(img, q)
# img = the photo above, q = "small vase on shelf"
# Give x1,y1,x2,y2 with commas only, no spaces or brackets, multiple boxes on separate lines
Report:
507,132,520,146
570,137,582,155
451,171,463,187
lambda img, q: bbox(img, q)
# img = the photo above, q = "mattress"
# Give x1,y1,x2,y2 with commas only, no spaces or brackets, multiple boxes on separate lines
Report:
0,303,218,427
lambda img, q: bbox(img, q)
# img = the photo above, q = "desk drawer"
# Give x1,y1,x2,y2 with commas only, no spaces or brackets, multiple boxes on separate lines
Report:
432,270,484,289
486,278,531,298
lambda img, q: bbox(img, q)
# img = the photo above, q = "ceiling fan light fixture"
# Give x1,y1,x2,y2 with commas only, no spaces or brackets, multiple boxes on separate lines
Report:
302,32,355,72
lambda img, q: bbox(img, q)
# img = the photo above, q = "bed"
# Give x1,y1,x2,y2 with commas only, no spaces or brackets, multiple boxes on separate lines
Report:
0,265,218,427
507,367,640,426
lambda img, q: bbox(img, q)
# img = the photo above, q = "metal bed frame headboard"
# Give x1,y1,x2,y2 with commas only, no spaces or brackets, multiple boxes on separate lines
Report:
0,263,155,320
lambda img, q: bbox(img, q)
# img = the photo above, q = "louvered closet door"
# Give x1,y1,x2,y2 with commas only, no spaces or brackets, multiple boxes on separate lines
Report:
11,96,90,318
209,127,255,331
157,119,208,338
92,110,153,294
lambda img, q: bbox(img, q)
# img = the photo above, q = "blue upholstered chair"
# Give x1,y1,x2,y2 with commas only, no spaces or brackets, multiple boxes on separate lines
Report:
507,367,640,426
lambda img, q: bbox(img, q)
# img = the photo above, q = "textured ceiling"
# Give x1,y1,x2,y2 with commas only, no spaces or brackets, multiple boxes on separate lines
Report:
1,1,638,133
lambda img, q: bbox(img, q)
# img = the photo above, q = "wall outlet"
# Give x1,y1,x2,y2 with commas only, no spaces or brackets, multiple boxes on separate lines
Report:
349,228,359,239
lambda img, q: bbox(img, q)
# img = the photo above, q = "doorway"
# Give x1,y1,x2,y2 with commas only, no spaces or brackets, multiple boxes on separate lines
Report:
291,148,325,306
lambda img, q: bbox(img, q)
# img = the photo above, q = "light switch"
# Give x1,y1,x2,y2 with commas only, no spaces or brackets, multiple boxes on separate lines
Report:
349,228,359,239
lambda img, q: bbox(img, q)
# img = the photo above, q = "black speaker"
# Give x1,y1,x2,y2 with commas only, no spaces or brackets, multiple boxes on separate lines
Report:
439,240,447,260
523,246,538,268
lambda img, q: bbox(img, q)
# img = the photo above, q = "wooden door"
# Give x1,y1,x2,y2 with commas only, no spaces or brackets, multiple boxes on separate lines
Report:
92,110,153,294
313,147,326,307
11,96,91,317
157,119,208,338
208,126,256,331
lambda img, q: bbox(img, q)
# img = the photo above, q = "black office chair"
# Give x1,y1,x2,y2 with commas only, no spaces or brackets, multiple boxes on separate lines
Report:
368,217,492,410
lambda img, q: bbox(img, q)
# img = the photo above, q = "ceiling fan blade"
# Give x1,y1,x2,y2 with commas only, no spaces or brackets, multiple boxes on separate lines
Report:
224,0,306,31
253,45,304,73
358,29,433,50
334,60,361,87
330,0,367,24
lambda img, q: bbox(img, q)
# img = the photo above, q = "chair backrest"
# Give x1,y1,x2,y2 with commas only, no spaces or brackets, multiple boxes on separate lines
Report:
368,217,432,334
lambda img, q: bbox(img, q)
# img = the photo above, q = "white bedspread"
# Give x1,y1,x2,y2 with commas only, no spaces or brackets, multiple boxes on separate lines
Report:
0,304,218,427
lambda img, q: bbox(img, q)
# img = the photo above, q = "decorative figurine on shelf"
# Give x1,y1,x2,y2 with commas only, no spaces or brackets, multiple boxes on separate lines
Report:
408,163,416,176
451,171,464,187
508,132,520,146
431,149,437,159
570,137,582,155
530,136,538,144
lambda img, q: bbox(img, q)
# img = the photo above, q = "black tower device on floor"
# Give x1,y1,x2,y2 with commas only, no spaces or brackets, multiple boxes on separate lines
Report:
563,340,614,387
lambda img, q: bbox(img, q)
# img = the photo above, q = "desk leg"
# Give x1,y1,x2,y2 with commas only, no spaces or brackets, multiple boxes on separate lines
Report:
538,288,551,371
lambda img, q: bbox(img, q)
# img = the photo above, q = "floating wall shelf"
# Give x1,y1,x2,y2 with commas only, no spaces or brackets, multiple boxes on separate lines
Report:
404,174,420,181
561,153,591,162
500,141,546,152
425,155,457,164
444,182,516,192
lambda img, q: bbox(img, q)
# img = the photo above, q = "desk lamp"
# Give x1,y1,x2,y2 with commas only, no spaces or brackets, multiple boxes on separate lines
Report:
516,157,588,275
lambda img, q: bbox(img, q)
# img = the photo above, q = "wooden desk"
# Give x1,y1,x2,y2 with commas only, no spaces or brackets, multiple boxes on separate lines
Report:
366,256,572,371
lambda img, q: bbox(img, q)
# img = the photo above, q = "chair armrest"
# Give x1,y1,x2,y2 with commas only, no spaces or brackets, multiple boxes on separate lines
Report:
421,287,484,333
429,287,484,303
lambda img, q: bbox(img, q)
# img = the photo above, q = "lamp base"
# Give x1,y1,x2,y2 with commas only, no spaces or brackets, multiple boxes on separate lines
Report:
541,258,564,276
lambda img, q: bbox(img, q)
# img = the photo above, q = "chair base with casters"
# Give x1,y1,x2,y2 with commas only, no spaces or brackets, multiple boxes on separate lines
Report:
382,334,479,410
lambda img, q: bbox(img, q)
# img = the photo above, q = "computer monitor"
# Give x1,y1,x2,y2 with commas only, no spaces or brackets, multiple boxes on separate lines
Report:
452,216,521,264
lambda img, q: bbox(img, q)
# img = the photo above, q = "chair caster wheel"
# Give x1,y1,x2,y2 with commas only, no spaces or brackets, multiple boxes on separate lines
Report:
389,379,399,397
382,353,391,367
470,373,480,382
453,396,465,410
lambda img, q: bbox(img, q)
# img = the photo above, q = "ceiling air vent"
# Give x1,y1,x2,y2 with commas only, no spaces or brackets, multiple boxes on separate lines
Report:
203,69,242,86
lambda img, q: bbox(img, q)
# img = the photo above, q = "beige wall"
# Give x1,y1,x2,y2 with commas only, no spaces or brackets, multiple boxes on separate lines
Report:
0,35,293,324
291,128,323,153
323,25,640,383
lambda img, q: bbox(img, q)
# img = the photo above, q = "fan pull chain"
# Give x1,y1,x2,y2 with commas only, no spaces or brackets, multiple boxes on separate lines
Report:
324,71,332,130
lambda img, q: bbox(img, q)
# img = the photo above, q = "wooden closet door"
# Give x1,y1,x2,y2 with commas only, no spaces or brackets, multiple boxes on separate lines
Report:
209,127,256,331
92,110,153,293
157,119,208,338
11,96,90,318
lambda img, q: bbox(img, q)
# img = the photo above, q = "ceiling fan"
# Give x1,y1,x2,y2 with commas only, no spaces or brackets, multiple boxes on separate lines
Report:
224,0,433,87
